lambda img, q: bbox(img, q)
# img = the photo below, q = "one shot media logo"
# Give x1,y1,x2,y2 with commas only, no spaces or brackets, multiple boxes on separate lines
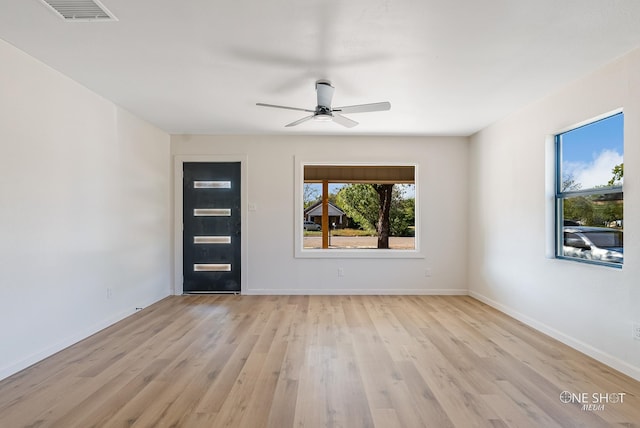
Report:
559,391,626,411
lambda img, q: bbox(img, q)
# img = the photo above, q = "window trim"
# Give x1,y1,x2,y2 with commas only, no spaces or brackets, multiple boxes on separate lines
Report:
553,111,624,268
294,159,423,259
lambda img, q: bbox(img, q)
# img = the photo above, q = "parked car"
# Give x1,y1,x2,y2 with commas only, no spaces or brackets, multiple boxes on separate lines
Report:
563,226,623,264
303,221,321,231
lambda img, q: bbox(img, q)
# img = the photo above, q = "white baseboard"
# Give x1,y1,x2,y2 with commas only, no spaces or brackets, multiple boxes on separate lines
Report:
469,290,640,382
243,288,469,296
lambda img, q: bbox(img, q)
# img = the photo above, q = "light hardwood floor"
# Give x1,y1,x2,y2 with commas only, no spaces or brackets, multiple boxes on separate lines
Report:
1,295,639,427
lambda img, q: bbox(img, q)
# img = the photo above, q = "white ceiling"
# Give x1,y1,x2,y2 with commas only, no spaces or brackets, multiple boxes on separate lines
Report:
2,0,640,136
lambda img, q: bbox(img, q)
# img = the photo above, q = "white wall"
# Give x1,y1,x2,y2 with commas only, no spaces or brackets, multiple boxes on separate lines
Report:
0,39,172,380
172,135,469,295
468,48,640,381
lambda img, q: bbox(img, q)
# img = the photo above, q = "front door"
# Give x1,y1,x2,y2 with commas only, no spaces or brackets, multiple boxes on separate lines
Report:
183,162,241,293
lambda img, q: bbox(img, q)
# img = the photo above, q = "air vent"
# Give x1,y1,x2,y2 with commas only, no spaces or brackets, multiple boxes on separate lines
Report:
39,0,118,21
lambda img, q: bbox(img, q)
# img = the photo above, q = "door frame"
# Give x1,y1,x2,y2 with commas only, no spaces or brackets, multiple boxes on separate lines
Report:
173,155,248,295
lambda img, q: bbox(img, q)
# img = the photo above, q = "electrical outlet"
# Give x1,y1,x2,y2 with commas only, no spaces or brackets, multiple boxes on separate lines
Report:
425,268,432,277
633,323,640,341
337,267,344,277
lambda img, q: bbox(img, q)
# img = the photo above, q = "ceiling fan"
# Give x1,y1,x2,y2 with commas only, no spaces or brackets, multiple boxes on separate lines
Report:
256,80,391,128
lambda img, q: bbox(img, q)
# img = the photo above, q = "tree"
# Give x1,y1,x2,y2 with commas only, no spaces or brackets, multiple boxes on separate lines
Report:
372,184,393,248
561,174,584,224
608,163,623,186
562,167,624,228
303,183,320,208
336,183,416,248
391,196,415,236
563,196,593,225
335,184,378,231
562,174,581,192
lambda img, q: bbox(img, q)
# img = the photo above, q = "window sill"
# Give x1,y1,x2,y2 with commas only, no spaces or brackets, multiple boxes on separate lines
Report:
295,248,425,259
555,256,623,269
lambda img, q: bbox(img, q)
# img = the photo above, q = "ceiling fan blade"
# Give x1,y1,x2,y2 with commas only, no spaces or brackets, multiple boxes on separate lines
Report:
333,101,391,114
332,114,358,128
316,81,334,107
256,103,314,113
285,115,315,127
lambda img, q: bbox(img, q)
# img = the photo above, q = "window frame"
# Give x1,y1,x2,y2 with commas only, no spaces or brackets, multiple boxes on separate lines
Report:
294,159,423,259
554,112,624,268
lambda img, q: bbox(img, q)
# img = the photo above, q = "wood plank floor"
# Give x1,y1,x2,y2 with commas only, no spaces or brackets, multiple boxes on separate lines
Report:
1,295,639,427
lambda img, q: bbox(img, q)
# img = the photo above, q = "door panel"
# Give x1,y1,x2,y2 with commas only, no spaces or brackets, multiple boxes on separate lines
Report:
183,162,241,293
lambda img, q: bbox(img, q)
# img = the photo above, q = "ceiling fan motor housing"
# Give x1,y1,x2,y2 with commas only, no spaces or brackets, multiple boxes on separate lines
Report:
315,105,333,117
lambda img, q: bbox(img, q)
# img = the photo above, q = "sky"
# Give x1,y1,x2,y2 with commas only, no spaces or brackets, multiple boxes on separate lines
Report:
561,113,623,189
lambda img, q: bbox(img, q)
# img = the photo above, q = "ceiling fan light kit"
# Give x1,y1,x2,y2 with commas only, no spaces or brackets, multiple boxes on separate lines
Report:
257,80,390,128
313,113,333,122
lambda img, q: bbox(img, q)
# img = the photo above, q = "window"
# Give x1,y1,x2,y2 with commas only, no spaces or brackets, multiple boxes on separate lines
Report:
555,112,623,266
296,163,419,258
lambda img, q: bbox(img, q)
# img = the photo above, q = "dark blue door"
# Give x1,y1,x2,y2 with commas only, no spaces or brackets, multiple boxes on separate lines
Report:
183,162,241,293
